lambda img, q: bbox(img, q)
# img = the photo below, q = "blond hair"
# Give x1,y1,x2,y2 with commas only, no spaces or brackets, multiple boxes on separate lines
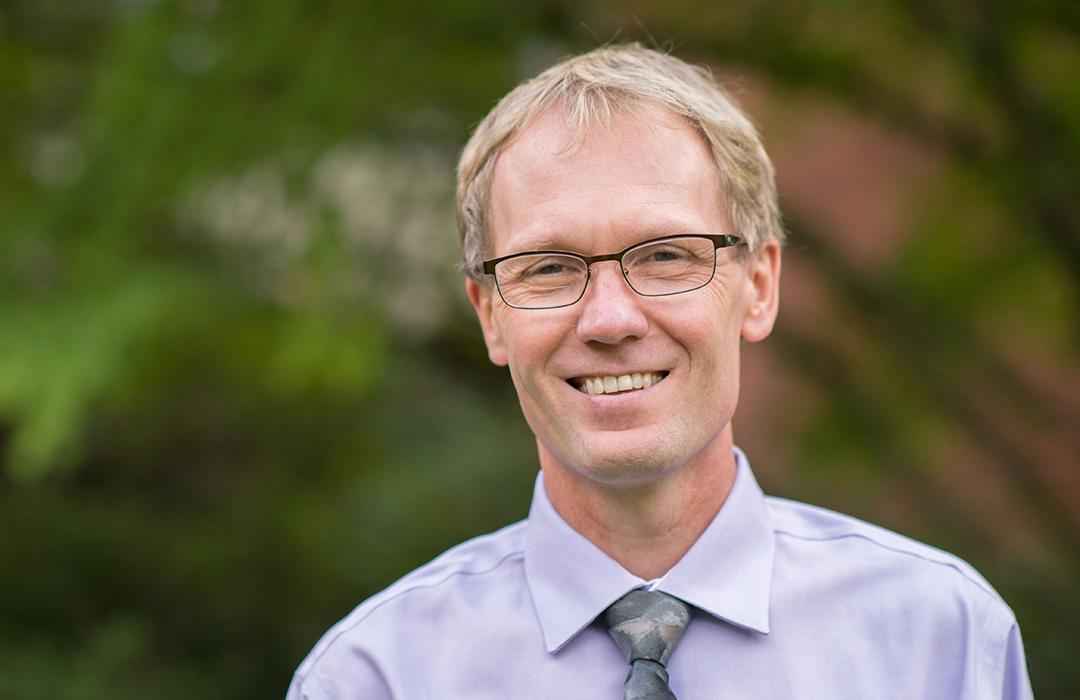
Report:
456,43,783,279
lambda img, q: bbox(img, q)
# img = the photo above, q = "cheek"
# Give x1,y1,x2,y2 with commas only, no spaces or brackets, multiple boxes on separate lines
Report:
696,326,741,387
498,314,566,387
679,293,745,386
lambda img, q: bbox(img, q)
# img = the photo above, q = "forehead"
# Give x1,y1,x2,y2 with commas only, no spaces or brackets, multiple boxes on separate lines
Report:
488,104,726,255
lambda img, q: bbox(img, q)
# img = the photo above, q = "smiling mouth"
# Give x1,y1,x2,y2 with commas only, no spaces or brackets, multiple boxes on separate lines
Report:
570,371,669,396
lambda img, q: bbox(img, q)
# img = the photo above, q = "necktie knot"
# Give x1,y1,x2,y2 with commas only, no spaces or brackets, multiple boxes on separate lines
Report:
603,590,691,699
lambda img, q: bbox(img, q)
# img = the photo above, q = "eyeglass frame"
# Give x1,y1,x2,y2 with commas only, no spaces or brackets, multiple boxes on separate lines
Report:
481,233,745,310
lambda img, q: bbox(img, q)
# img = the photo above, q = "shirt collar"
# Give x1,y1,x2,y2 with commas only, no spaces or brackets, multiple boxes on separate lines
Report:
524,447,775,653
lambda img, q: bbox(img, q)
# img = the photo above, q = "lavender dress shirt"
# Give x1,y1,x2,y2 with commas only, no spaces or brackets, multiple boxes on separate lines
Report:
287,448,1033,699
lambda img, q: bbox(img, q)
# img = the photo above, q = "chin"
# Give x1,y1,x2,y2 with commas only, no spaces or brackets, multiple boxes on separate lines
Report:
557,433,690,488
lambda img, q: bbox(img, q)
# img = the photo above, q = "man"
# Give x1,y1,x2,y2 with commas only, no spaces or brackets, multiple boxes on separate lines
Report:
288,45,1032,699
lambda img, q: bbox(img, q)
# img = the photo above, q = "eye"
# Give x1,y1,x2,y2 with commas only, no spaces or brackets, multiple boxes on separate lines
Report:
624,238,715,278
638,244,696,265
648,248,684,262
534,262,570,275
515,255,581,282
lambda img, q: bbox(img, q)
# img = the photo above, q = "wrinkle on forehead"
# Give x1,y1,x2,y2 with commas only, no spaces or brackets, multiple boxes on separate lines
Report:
500,206,715,256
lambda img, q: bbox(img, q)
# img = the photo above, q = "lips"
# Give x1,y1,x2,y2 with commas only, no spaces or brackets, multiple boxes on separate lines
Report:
570,371,669,395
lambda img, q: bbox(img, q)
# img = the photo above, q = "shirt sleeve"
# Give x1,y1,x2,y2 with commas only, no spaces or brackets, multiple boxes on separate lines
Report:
285,655,395,700
993,622,1033,700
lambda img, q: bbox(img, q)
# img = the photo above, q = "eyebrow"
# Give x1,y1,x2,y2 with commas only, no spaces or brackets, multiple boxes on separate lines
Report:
506,234,577,255
507,219,708,256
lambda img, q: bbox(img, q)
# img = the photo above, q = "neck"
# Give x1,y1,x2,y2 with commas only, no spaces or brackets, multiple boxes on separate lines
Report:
539,433,737,580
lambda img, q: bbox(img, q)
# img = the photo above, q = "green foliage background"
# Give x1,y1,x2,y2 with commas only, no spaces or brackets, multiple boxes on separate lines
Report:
1,1,1077,698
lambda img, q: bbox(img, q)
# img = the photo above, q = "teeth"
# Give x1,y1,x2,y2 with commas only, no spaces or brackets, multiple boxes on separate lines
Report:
576,372,666,395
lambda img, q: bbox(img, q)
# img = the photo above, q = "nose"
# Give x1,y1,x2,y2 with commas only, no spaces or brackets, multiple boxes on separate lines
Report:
575,261,649,344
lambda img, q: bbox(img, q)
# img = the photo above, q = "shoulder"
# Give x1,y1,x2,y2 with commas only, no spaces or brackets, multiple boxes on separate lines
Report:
767,496,993,587
764,497,1031,695
765,495,1016,628
352,518,529,615
288,520,529,698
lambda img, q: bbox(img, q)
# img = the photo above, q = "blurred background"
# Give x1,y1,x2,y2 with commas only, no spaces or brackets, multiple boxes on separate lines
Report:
1,0,1077,697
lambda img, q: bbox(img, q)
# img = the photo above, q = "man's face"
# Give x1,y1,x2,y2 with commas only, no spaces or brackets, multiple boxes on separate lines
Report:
467,106,780,489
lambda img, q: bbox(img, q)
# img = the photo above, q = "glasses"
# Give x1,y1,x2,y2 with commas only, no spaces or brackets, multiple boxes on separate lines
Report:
482,234,744,310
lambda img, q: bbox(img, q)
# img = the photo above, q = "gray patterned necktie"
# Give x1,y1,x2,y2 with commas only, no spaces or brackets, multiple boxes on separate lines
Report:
603,589,691,700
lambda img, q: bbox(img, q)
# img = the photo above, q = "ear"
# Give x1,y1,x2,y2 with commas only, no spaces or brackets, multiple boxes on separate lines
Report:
740,240,782,343
465,277,509,366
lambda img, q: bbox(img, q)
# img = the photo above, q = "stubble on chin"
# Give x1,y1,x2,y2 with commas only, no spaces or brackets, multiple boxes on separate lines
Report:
537,427,691,492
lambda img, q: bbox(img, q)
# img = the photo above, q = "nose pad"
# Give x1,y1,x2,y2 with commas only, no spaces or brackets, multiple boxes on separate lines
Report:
576,261,648,344
581,260,631,300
